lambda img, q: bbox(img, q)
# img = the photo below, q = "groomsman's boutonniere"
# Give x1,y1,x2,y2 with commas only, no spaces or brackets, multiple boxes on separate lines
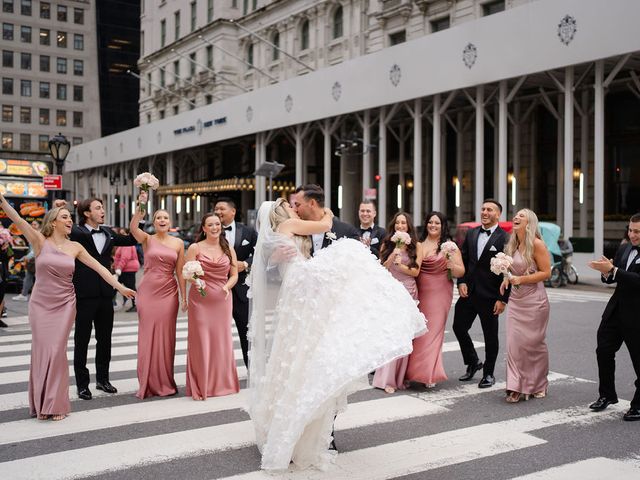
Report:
325,232,337,242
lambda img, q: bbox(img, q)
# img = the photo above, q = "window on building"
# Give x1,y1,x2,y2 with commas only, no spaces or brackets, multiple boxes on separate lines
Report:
40,1,49,18
72,136,82,145
20,25,31,42
243,0,247,15
2,105,12,122
159,109,165,119
2,78,13,95
39,82,49,98
190,1,196,32
72,111,82,127
56,57,67,73
56,109,66,126
20,79,31,96
232,0,237,7
272,31,280,61
2,0,13,13
173,60,180,81
20,52,31,69
247,43,253,68
39,54,49,71
56,83,66,100
174,11,180,40
430,16,450,32
206,45,213,68
2,50,13,68
160,19,166,47
207,0,213,22
300,20,309,50
19,106,30,123
332,6,343,39
252,0,256,10
146,114,151,124
2,23,14,41
73,85,82,101
39,108,49,124
20,0,30,15
172,105,179,116
57,4,67,21
189,52,196,77
1,132,13,150
40,28,50,45
205,94,212,105
482,0,505,16
160,69,166,87
73,33,83,50
38,134,48,151
140,30,144,56
389,30,406,46
73,7,83,24
146,73,151,94
19,133,30,150
73,59,83,75
57,31,67,48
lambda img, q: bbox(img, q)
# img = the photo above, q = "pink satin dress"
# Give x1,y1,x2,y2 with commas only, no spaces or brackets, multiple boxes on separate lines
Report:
136,236,179,399
372,250,418,390
406,252,452,384
506,250,550,395
28,241,76,417
186,252,239,399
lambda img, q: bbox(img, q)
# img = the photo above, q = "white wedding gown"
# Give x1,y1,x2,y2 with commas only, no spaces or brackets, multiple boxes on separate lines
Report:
247,207,426,472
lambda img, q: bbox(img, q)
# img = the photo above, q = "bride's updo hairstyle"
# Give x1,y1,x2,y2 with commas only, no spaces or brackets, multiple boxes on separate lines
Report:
269,198,312,258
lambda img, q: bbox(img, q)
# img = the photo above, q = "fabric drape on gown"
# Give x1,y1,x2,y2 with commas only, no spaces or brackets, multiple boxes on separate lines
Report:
406,252,452,384
28,241,76,417
136,236,179,399
186,253,239,399
506,250,550,395
372,250,418,390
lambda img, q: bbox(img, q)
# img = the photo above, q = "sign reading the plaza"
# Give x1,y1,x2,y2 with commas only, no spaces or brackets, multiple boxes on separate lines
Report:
0,159,51,178
43,175,63,190
174,117,227,136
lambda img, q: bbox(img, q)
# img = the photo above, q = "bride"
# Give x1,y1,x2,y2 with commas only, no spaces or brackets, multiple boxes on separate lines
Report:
247,199,426,471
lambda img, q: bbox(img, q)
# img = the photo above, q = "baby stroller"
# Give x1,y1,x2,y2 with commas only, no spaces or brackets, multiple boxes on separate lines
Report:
539,222,578,288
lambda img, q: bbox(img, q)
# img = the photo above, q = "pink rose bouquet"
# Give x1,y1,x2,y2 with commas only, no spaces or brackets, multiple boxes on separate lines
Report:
133,172,160,213
440,240,458,280
182,260,206,297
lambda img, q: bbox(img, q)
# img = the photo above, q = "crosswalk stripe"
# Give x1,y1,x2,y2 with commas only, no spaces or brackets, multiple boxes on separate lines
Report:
509,457,640,479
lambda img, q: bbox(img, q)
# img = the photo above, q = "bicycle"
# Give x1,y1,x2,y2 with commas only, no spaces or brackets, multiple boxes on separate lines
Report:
548,252,578,288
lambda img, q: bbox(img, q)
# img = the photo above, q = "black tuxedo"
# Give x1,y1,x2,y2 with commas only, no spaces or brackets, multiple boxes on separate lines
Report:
310,218,359,255
596,243,640,409
453,225,510,377
360,225,386,258
70,224,138,390
229,222,258,368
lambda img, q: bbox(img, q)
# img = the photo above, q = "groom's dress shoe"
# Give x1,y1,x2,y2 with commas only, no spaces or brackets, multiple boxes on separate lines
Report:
589,396,618,411
459,362,483,381
77,387,92,400
623,408,640,421
478,375,495,389
96,381,118,394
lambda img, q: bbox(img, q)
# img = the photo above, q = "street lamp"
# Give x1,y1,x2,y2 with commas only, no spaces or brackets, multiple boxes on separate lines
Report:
254,161,285,201
48,133,71,199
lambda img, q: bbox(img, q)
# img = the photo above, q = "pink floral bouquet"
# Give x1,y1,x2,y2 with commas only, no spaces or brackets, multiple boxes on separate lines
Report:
182,260,206,297
391,231,411,249
490,252,518,289
133,172,160,214
440,240,458,280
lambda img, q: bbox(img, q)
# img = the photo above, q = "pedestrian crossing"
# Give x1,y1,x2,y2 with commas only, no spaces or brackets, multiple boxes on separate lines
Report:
0,315,638,480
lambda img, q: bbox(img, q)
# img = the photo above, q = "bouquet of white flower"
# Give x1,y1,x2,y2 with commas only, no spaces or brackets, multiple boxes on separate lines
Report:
440,240,459,280
133,172,160,213
490,252,518,289
390,231,411,248
182,260,206,297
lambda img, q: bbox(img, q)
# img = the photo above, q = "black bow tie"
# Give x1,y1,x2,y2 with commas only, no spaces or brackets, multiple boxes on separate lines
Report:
360,227,373,233
223,226,232,232
631,245,640,253
481,228,492,236
91,229,102,235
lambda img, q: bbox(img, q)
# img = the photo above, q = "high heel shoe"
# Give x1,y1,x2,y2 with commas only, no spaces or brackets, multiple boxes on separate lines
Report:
532,389,547,399
505,391,530,403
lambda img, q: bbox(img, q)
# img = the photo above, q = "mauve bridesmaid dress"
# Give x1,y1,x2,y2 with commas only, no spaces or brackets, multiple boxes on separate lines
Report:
506,250,550,395
372,250,418,390
28,241,76,417
406,252,452,384
136,236,179,399
186,252,239,399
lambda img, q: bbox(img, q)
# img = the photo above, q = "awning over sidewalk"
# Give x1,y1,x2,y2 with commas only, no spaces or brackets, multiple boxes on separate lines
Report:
157,177,296,196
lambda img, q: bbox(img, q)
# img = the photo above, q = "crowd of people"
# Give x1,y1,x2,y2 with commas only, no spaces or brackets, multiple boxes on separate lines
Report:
1,181,638,471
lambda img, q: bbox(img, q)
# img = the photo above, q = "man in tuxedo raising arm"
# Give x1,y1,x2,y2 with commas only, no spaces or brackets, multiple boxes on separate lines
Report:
588,213,640,421
453,199,510,388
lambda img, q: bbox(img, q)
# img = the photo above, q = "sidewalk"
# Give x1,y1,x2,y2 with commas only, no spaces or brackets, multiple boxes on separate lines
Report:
570,252,614,290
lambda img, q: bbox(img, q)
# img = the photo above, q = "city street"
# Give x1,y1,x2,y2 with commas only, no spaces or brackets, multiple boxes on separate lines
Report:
1,278,639,480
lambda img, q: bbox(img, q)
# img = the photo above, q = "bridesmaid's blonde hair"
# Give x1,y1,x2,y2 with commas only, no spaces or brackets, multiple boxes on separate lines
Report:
505,208,541,270
40,207,70,238
270,198,312,258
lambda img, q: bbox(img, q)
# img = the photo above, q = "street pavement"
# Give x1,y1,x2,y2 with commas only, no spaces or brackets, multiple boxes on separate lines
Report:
1,277,639,479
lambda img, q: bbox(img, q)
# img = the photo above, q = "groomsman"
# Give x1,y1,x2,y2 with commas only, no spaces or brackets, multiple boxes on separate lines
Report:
453,199,510,388
215,197,257,368
358,200,386,258
588,213,640,421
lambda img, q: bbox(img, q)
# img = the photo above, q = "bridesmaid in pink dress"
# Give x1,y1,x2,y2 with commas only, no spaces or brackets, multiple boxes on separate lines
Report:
185,213,239,400
373,212,423,393
500,209,551,403
130,201,186,399
407,212,465,388
0,194,135,420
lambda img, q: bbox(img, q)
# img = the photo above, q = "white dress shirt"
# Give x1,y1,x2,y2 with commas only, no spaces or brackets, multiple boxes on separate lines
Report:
85,224,107,253
626,247,639,270
311,233,324,254
223,221,236,247
477,224,498,260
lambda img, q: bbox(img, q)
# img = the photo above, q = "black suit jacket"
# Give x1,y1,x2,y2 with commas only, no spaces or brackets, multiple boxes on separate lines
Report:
232,222,258,304
601,243,640,323
311,218,359,255
360,225,386,258
458,225,510,303
71,224,138,299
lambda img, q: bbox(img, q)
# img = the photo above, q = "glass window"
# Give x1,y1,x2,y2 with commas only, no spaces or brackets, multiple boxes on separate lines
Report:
57,4,67,21
73,59,83,76
2,0,13,13
39,108,49,124
39,81,49,98
205,94,212,105
2,50,13,68
57,31,67,48
72,111,82,127
160,69,165,87
206,45,213,69
160,19,166,47
56,109,66,126
247,43,253,68
173,105,179,116
38,134,48,151
73,85,82,101
20,52,31,69
189,53,196,77
39,54,49,71
20,79,31,96
72,136,82,145
300,20,309,50
19,133,30,150
2,105,13,122
389,30,406,46
1,132,13,150
20,25,31,42
272,31,280,61
174,11,180,40
19,106,30,123
40,1,49,18
190,1,196,32
2,78,13,95
3,23,14,41
146,73,151,94
20,0,30,15
431,16,450,32
56,83,67,100
39,28,50,45
207,0,213,23
159,110,165,119
56,57,67,73
173,59,179,80
73,7,83,24
482,0,505,16
332,6,343,39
